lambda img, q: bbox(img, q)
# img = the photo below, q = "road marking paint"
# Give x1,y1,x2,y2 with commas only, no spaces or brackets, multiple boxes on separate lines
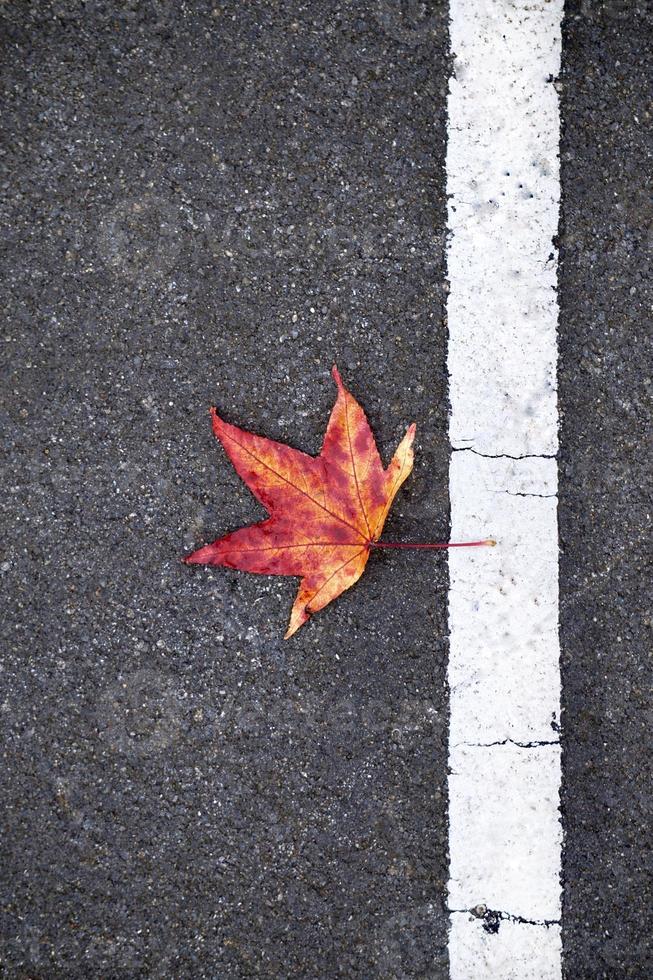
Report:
445,1,563,977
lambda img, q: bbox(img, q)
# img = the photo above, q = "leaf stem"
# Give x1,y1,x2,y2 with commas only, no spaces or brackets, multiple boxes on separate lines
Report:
370,538,496,550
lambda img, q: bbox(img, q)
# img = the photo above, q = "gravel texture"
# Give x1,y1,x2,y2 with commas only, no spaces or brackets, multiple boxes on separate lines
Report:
0,2,452,976
558,2,653,976
2,1,651,977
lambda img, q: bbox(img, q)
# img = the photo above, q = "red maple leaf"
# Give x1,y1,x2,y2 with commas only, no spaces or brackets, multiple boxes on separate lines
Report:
185,367,492,637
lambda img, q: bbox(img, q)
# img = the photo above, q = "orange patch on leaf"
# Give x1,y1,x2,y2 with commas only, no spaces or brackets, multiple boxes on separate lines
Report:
184,366,415,637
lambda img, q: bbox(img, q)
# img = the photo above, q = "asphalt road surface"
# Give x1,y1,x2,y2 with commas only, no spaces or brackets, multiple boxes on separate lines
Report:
1,1,650,977
558,2,652,976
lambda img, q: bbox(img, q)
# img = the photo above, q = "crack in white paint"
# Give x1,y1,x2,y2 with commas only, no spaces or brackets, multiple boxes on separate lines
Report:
454,738,560,750
446,1,563,978
495,490,557,499
451,447,557,461
449,909,561,929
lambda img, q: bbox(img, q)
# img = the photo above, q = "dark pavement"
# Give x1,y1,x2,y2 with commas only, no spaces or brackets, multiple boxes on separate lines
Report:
1,1,651,977
1,2,452,976
558,2,652,977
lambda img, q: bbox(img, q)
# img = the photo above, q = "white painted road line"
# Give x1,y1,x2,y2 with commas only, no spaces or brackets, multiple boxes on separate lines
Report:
446,2,563,978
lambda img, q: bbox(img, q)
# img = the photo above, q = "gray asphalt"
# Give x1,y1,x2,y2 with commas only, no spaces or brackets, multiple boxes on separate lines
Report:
1,1,651,978
1,2,452,977
559,2,652,977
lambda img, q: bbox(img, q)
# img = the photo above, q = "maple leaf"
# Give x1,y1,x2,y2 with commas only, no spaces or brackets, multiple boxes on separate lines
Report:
185,366,416,637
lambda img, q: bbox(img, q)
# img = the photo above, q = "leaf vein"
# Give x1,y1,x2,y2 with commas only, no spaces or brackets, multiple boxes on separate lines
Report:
344,394,372,538
222,430,367,541
305,547,368,610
